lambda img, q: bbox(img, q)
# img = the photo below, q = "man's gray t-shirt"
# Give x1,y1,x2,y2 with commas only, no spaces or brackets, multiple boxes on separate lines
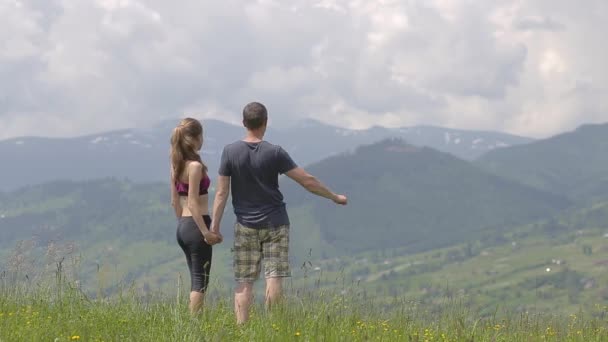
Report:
218,141,298,228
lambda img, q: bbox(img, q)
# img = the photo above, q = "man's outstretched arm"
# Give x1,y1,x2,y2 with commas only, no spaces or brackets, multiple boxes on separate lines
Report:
285,167,347,205
211,175,231,233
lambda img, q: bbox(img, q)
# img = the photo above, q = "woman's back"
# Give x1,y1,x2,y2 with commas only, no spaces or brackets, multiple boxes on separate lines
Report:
175,160,210,217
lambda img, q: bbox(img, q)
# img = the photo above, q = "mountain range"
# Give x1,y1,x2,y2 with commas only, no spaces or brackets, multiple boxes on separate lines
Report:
0,119,532,191
282,139,569,255
479,122,608,202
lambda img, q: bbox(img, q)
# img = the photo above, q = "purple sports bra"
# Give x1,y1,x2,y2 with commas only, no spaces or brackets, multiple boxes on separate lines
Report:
175,174,211,196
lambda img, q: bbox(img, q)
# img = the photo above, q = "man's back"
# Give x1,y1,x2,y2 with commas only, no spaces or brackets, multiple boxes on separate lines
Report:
210,101,347,325
218,140,297,228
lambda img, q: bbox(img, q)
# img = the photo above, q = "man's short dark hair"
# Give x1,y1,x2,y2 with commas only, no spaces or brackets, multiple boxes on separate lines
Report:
243,102,268,130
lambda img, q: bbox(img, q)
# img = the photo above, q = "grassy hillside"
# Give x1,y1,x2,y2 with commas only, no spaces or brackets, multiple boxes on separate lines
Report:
479,122,608,201
296,200,608,315
3,196,608,316
3,201,608,340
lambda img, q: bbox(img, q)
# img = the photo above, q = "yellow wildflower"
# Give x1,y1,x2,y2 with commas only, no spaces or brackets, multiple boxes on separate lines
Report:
71,336,80,340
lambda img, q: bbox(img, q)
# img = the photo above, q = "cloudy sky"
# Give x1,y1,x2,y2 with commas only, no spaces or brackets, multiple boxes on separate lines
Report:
1,0,606,139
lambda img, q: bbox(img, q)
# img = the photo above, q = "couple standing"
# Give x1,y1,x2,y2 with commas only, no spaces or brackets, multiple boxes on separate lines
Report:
170,102,348,323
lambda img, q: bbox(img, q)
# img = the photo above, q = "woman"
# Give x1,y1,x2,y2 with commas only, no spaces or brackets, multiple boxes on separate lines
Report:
170,118,222,314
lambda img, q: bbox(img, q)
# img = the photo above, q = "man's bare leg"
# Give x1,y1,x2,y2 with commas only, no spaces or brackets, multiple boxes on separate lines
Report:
235,282,254,324
265,277,283,309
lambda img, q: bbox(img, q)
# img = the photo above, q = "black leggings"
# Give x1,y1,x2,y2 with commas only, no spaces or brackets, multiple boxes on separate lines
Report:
176,215,212,292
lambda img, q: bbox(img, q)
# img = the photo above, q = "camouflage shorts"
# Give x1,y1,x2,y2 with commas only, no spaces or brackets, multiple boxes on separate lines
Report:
233,223,290,282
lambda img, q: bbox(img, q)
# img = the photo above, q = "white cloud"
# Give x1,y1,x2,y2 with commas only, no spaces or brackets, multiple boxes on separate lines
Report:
539,50,566,75
0,0,607,139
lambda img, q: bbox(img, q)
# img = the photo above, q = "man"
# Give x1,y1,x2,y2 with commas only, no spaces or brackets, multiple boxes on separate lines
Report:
210,102,348,324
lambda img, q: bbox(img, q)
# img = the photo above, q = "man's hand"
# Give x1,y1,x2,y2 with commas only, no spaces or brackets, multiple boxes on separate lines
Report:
210,223,219,233
203,231,223,245
210,221,223,239
211,175,230,239
333,194,348,205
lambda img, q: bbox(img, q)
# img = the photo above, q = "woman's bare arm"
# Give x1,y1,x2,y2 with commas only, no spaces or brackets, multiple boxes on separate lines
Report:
187,162,221,244
170,171,182,218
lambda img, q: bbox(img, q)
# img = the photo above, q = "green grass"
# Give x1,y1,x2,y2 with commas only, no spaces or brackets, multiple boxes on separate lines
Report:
1,274,608,342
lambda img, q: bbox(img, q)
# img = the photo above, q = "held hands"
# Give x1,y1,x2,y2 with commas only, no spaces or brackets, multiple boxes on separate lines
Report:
210,223,223,242
203,230,223,245
333,194,348,205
